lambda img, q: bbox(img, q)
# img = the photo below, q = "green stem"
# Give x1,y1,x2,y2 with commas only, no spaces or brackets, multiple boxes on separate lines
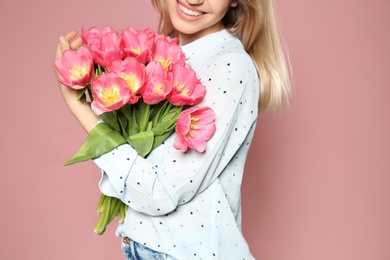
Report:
94,196,111,235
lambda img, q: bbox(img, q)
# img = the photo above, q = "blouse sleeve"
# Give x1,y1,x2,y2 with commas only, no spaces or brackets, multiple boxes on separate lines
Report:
93,51,259,216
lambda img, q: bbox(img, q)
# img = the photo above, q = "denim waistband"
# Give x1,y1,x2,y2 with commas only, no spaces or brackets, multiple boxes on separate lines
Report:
122,237,167,260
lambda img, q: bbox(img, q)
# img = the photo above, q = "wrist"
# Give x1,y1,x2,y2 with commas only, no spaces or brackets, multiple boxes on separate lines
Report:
68,101,100,133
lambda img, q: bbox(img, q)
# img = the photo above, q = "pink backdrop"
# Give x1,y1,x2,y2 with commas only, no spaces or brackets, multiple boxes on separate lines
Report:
1,0,389,259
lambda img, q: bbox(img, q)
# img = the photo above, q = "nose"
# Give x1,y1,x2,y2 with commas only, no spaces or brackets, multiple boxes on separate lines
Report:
185,0,204,5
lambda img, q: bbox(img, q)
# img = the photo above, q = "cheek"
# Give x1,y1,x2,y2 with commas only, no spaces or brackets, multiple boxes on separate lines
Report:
215,3,231,19
167,0,175,9
166,0,177,17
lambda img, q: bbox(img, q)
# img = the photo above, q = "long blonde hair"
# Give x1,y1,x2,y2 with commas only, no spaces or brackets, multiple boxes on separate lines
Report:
151,0,291,113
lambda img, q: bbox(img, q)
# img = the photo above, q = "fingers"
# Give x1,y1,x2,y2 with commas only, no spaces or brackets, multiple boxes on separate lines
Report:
55,36,67,58
55,30,83,58
65,30,83,49
64,30,78,42
71,37,83,50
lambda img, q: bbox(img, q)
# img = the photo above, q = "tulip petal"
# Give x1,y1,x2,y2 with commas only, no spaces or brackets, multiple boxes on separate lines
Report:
168,63,206,106
142,62,173,104
174,106,216,153
173,132,189,152
54,46,94,88
91,72,131,115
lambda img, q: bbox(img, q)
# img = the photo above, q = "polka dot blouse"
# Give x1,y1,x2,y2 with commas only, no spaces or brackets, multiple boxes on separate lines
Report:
93,29,259,260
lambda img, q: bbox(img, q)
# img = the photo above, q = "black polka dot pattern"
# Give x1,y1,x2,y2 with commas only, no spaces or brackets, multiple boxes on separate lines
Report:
93,29,258,259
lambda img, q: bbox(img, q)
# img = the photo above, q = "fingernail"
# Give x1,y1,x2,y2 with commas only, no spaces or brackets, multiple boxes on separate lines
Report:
59,36,66,43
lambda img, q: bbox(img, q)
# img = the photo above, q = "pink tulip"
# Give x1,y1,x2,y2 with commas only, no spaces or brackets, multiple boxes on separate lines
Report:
107,57,146,104
81,26,123,67
142,61,173,104
81,26,103,48
167,63,206,106
81,25,118,49
152,34,186,70
121,27,156,64
91,72,132,115
81,26,113,53
54,46,94,89
174,106,216,153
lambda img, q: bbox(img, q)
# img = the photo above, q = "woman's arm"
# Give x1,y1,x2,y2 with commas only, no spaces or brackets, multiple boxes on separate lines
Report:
93,51,259,216
55,31,100,133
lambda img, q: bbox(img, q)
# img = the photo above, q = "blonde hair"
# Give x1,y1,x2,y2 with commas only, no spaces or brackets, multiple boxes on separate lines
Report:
151,0,291,113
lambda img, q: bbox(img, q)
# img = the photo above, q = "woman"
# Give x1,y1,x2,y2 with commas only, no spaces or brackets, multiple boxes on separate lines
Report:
55,0,290,259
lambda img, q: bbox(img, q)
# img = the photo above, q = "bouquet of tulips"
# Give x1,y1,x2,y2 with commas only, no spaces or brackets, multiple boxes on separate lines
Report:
54,26,216,235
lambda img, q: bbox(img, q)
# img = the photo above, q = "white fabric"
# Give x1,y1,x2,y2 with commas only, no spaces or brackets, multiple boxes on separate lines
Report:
93,29,259,260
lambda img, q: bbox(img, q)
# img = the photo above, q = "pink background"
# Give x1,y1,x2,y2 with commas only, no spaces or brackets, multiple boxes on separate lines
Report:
1,0,389,259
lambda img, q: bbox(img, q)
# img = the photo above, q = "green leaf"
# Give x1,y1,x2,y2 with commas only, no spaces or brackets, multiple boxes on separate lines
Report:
77,87,87,101
63,123,127,166
152,117,177,136
127,106,140,136
99,111,120,132
128,130,154,158
151,106,181,135
150,100,169,126
152,129,175,150
95,64,103,77
137,101,150,132
117,110,128,139
120,104,133,121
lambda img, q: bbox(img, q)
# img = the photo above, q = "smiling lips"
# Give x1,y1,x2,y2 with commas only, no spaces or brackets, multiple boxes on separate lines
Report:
178,3,203,17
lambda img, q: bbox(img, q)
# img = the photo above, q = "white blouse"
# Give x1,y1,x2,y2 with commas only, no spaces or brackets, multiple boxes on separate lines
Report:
94,29,259,260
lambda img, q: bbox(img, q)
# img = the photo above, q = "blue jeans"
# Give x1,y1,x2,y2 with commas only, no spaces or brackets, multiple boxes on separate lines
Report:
122,237,167,260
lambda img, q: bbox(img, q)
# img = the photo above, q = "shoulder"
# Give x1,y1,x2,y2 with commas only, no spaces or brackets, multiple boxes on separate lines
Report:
201,43,257,84
183,30,257,89
198,39,259,106
211,32,252,62
183,30,255,72
207,33,255,73
200,47,255,78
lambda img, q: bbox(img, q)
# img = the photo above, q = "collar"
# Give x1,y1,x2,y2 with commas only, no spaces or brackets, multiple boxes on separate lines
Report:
180,29,235,60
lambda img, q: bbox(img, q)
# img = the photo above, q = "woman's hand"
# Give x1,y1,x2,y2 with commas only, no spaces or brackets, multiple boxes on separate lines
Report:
55,31,83,106
55,31,100,133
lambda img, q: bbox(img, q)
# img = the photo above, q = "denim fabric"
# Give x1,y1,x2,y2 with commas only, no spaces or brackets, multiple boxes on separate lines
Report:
122,237,167,260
